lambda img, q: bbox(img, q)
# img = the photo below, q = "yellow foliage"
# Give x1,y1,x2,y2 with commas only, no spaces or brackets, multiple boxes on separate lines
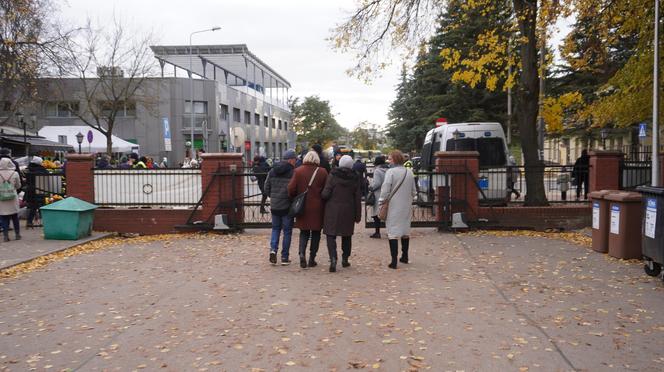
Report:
542,92,584,133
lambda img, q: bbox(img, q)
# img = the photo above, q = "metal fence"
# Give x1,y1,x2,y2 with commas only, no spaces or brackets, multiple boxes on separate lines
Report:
93,168,201,207
620,160,651,190
24,169,66,199
480,165,590,203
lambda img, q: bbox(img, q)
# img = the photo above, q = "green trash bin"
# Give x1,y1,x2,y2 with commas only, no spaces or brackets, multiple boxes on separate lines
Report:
40,197,98,240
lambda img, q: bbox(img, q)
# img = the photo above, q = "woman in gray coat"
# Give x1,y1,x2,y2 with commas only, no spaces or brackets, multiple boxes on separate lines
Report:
379,150,416,269
369,155,388,238
0,158,21,241
322,155,362,272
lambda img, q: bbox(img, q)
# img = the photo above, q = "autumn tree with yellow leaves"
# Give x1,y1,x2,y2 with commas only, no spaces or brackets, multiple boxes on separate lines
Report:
332,0,659,205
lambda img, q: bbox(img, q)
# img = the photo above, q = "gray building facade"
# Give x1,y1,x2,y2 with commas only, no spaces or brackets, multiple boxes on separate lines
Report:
2,44,294,165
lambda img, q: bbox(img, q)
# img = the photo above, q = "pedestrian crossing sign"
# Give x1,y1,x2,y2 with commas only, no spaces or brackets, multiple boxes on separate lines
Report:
639,123,647,138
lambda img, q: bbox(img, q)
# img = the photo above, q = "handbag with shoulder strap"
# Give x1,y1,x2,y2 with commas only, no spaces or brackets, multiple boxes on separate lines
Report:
378,169,408,221
288,167,320,217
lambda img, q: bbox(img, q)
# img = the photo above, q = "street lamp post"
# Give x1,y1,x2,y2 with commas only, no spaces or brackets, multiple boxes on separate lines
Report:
652,0,660,186
600,128,609,150
189,26,220,159
75,132,84,154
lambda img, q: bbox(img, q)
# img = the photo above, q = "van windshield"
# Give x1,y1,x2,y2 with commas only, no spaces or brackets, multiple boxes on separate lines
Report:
445,137,506,167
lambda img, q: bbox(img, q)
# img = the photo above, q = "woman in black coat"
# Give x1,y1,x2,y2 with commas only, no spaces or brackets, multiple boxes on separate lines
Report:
321,155,362,272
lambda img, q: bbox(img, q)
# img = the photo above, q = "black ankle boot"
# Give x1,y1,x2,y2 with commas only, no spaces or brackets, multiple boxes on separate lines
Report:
371,216,381,238
327,236,337,273
399,237,409,264
341,238,351,267
388,239,398,269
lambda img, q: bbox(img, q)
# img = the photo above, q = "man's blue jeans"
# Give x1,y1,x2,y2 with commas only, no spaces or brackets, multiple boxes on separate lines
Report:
270,214,293,259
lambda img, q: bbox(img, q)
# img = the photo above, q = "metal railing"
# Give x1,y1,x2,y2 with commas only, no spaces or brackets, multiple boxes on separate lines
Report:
93,168,202,207
23,169,66,199
480,165,590,203
620,160,651,190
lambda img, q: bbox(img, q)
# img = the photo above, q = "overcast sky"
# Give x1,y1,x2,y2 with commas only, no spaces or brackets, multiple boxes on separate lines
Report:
61,0,402,130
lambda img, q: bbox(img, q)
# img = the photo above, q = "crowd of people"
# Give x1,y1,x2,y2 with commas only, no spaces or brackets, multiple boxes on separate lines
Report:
259,145,416,272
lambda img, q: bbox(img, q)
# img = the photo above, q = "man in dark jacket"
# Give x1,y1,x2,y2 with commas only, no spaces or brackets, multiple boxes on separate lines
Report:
573,149,590,200
252,155,271,213
352,158,368,198
264,149,297,265
312,144,331,173
25,156,49,227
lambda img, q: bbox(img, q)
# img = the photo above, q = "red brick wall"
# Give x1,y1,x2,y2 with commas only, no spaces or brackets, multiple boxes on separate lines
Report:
93,209,202,235
589,150,622,192
435,151,480,219
478,205,591,230
65,153,95,203
200,153,244,225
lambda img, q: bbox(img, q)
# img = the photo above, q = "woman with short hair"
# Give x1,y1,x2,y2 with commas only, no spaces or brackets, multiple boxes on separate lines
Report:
379,150,416,269
321,155,362,272
288,151,328,268
369,155,388,238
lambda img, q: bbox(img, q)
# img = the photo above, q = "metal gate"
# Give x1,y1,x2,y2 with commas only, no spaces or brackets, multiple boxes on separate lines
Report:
365,170,452,230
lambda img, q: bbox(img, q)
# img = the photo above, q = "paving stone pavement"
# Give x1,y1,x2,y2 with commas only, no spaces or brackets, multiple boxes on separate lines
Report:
0,227,662,371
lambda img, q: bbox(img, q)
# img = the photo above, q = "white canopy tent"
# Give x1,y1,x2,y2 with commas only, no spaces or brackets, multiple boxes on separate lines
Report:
38,126,139,153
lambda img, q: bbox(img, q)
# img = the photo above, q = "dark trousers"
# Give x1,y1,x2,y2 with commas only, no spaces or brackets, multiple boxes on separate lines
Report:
576,175,589,199
1,214,20,238
326,235,351,261
300,230,321,254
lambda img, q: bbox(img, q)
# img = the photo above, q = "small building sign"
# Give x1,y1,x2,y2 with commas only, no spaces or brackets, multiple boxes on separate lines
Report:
639,123,647,138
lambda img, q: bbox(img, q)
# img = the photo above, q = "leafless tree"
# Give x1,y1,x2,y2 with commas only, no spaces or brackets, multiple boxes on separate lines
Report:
50,17,158,155
0,0,74,123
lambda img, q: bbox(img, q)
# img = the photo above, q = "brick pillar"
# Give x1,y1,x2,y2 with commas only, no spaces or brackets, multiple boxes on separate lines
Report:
435,151,480,220
65,153,95,203
589,150,623,192
200,153,244,226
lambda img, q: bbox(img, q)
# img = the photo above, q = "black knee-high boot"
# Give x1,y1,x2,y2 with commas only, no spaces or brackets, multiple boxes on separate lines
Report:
309,231,321,267
299,230,309,268
400,237,409,264
326,235,337,272
388,239,398,269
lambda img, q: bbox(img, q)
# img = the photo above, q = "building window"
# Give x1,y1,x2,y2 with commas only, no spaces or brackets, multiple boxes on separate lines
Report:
233,108,241,122
0,101,11,117
271,118,276,128
278,143,283,156
184,100,207,114
263,115,268,127
255,113,260,126
264,141,270,157
278,120,282,130
45,101,79,117
57,135,68,144
284,121,288,131
244,110,251,125
220,104,229,121
255,141,260,156
272,143,277,158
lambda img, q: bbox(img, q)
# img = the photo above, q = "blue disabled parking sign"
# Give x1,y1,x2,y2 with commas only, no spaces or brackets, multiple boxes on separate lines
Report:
639,123,647,138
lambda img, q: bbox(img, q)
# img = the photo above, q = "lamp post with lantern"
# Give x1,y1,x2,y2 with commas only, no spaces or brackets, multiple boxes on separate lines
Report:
75,132,84,154
600,128,609,150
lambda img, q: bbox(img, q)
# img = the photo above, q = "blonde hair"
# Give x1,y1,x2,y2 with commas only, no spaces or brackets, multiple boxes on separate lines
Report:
302,151,320,165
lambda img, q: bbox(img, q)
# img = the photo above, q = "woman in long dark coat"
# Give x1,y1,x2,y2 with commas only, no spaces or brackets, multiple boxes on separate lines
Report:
321,155,362,272
287,151,328,268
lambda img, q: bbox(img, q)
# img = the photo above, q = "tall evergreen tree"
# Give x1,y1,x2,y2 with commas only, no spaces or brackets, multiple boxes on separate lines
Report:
388,2,509,152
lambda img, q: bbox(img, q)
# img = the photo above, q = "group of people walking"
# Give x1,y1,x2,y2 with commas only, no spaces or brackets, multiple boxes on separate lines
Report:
262,147,416,272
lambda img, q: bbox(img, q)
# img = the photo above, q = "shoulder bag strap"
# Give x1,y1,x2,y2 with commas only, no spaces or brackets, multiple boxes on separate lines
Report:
385,169,408,203
306,167,320,189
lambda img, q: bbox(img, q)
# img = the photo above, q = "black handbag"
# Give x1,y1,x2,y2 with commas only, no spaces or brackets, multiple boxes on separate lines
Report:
288,168,319,217
366,190,376,206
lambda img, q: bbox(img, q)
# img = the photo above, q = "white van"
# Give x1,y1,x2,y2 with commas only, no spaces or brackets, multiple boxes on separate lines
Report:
420,122,509,202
